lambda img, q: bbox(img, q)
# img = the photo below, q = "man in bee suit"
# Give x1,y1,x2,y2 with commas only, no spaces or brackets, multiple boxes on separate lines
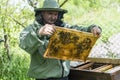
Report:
19,0,102,80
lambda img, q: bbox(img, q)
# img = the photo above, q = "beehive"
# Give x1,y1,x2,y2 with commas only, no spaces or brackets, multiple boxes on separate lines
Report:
44,27,98,61
69,58,120,80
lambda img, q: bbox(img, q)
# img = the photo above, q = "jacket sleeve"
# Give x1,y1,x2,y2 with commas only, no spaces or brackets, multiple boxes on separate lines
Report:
64,23,101,32
19,24,45,54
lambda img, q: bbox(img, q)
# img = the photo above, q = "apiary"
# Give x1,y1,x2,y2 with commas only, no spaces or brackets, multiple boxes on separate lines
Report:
69,58,120,80
44,27,98,61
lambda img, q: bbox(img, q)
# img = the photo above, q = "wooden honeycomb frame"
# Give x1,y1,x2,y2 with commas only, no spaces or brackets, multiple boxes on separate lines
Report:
44,27,99,61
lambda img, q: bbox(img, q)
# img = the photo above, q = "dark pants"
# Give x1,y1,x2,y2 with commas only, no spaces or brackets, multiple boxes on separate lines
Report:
36,76,68,80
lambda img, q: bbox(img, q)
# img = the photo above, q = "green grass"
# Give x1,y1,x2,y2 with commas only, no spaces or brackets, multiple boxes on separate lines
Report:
0,48,33,80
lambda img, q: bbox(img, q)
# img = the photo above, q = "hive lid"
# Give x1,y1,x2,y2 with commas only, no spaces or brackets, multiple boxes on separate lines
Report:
44,27,99,61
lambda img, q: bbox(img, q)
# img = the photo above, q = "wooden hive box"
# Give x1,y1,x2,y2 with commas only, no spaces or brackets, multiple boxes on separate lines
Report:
44,27,98,61
69,58,120,80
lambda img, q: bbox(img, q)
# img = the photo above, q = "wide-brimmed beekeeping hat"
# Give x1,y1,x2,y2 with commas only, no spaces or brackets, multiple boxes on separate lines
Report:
34,0,67,13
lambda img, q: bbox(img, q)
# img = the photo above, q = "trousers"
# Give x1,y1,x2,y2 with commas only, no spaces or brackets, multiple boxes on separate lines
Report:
36,76,68,80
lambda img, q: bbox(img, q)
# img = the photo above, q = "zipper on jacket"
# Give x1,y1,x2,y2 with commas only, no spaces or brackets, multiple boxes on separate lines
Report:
60,60,64,78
